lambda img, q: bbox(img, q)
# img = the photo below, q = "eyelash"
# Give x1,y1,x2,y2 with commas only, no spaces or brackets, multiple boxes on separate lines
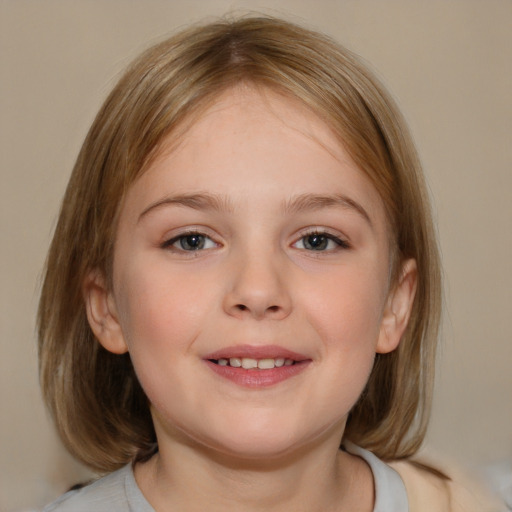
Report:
161,229,350,253
293,230,350,252
161,231,218,252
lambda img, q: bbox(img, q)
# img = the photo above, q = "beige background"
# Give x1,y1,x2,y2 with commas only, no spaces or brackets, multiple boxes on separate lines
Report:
1,1,511,510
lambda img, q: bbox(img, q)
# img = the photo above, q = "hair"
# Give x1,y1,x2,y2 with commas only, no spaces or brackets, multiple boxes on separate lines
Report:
38,15,441,473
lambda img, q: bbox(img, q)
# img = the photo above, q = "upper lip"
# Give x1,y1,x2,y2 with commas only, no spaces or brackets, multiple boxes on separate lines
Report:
204,344,310,361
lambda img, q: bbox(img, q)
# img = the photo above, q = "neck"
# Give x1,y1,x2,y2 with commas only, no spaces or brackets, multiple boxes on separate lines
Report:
134,428,374,512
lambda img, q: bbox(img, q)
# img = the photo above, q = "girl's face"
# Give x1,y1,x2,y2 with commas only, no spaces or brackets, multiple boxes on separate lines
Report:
87,86,416,461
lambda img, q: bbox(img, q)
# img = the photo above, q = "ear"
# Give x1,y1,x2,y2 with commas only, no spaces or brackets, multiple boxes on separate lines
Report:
376,259,417,354
83,270,128,354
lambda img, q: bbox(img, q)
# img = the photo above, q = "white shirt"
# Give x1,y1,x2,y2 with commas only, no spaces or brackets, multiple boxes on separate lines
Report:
43,444,408,512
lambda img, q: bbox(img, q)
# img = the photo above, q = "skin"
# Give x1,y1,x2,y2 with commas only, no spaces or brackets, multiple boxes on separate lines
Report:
85,85,417,512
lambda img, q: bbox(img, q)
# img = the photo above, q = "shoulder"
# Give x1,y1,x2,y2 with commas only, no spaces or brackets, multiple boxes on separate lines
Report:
42,464,153,512
389,457,507,512
344,441,409,511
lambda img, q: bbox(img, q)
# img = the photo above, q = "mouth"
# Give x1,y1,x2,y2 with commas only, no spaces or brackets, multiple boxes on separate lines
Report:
209,357,297,369
204,345,311,387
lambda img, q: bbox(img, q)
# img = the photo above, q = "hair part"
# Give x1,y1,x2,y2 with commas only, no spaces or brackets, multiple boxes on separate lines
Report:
38,15,441,472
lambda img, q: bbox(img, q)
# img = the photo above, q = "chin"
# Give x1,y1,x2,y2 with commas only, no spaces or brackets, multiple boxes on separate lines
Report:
192,418,336,465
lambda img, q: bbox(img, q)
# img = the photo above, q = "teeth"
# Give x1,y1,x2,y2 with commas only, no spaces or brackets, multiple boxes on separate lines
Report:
258,358,275,369
217,357,295,369
241,358,258,369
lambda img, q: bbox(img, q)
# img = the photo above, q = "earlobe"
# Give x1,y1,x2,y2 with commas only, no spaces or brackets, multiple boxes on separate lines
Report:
376,259,417,354
83,270,128,354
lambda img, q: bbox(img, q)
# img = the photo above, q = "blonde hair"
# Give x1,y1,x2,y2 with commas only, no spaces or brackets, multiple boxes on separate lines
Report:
38,15,441,472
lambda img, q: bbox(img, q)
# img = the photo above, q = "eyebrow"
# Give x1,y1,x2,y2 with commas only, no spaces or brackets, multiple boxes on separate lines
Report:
282,193,373,227
138,193,234,222
138,191,372,227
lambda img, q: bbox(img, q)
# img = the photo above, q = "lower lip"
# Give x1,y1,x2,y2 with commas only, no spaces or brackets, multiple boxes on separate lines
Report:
205,360,311,388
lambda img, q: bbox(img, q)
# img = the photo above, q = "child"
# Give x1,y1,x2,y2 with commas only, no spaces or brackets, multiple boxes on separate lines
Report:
38,16,504,512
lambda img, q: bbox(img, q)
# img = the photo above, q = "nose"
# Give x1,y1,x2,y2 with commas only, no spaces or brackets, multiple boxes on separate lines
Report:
223,250,292,321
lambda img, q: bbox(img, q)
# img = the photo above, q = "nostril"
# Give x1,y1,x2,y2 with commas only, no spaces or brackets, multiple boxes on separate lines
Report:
234,304,280,314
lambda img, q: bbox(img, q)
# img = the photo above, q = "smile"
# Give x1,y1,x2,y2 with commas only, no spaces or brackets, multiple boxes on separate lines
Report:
204,346,311,388
211,357,296,369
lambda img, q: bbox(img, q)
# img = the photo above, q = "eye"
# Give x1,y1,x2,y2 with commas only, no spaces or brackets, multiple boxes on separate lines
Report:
293,232,349,251
162,232,217,252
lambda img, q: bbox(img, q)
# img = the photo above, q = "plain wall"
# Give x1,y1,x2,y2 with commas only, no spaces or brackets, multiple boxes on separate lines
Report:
1,1,510,510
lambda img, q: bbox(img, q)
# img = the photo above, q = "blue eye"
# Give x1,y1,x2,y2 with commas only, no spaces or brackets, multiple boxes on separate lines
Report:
294,232,349,251
163,233,217,251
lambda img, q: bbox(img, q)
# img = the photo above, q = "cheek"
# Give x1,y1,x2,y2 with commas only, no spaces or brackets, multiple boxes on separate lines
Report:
114,259,211,358
303,265,387,351
112,264,215,413
305,274,384,422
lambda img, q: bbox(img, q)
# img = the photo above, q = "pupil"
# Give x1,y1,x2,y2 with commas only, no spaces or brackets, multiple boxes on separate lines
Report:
306,234,327,250
181,235,204,250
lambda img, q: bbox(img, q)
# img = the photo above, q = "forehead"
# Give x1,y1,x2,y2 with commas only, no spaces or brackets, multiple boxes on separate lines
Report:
124,85,386,227
151,87,360,177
